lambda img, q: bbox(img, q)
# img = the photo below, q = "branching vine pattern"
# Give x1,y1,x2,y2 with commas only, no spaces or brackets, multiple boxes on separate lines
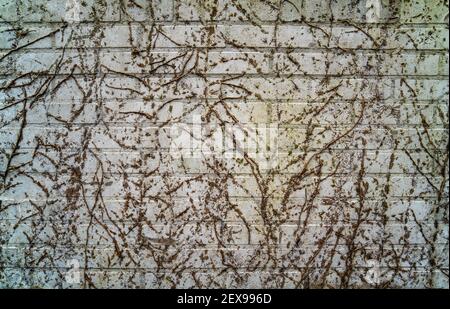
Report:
0,0,449,288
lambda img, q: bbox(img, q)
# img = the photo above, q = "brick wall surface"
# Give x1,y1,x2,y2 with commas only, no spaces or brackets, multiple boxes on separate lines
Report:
0,0,449,289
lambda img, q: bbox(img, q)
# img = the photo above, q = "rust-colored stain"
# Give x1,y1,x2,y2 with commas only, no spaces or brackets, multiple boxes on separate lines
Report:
0,0,449,288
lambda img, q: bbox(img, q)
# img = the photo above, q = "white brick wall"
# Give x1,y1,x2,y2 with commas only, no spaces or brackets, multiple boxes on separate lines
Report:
0,0,449,288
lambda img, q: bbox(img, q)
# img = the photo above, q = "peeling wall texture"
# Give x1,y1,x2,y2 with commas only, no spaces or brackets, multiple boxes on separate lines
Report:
0,0,449,289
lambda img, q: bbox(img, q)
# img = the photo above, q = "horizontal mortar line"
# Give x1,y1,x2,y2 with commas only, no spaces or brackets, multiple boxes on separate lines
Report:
4,124,445,129
1,148,448,152
2,70,450,78
2,244,446,250
2,146,448,152
1,194,445,199
1,196,445,202
2,165,447,173
0,170,444,176
1,97,447,102
0,264,306,269
173,20,450,27
2,242,446,248
2,123,448,128
0,218,445,225
3,265,447,269
2,261,447,267
3,47,449,53
0,149,446,155
0,45,448,53
2,46,449,53
5,235,440,241
4,258,446,264
276,123,450,128
2,249,446,256
4,121,449,126
2,243,447,250
0,264,345,268
2,200,448,208
1,206,446,213
2,211,444,217
1,20,448,27
1,72,449,79
2,98,447,103
0,194,447,200
1,100,447,107
0,242,447,247
0,218,446,223
0,163,341,171
1,146,448,152
3,69,449,76
0,196,448,203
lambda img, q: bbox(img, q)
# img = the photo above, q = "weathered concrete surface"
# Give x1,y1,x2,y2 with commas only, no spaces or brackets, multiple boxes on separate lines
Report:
0,0,449,288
